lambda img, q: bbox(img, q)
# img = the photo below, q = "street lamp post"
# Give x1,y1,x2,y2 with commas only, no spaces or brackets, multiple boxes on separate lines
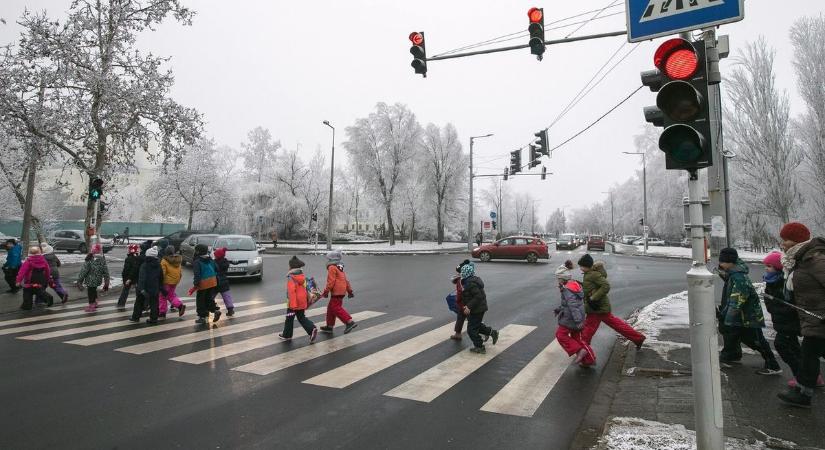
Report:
323,120,335,251
623,151,648,253
468,133,493,251
601,191,614,239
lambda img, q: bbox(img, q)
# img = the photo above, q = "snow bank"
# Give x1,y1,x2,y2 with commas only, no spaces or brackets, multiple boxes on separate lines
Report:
632,246,772,262
55,254,123,264
277,241,467,253
632,291,692,363
598,417,773,449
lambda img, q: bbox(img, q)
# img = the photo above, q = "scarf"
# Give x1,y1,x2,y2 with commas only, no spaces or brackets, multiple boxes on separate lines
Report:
762,270,781,284
781,239,811,292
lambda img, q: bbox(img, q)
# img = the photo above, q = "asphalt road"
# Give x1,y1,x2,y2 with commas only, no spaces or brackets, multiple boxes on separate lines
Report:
0,247,761,449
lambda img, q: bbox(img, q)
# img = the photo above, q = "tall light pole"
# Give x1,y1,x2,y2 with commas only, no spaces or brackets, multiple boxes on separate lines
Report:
623,151,648,253
468,133,493,251
323,120,335,251
601,191,614,239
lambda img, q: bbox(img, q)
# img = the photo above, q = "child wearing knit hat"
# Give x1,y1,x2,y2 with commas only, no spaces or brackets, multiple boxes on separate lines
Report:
320,250,357,334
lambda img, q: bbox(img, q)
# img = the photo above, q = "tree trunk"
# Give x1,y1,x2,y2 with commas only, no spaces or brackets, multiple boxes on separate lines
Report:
435,200,444,245
410,213,415,244
385,204,395,246
187,207,194,231
20,151,37,257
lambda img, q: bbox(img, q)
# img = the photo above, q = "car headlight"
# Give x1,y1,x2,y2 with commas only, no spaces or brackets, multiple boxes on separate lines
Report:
252,257,262,265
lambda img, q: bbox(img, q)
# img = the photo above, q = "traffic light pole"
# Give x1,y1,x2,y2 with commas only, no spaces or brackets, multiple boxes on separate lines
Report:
682,30,724,450
468,137,475,252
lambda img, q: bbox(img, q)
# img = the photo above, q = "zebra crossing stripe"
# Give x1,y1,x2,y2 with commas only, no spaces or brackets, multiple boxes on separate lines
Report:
18,300,262,341
58,301,271,345
0,307,153,337
172,311,386,365
233,315,430,376
303,323,455,388
480,339,571,417
383,324,536,403
115,307,328,354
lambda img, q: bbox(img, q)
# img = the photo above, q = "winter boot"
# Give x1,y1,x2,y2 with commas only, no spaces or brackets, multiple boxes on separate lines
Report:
777,388,812,408
61,293,69,304
309,327,318,344
195,317,207,324
177,304,186,317
788,376,825,389
278,333,292,341
212,310,222,322
344,321,358,334
490,329,499,345
226,307,235,317
319,325,333,334
470,346,486,354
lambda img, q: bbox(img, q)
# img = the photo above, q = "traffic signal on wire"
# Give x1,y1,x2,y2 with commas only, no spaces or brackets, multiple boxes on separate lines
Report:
509,150,522,175
89,178,104,200
527,7,545,60
528,145,540,169
541,166,547,180
409,32,427,77
642,38,712,171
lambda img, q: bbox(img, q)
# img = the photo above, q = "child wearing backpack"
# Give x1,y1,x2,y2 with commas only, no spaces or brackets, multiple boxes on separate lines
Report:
460,262,499,354
41,245,68,304
278,256,319,343
76,244,110,312
189,244,221,324
159,245,186,318
118,244,142,309
320,250,357,334
213,247,236,316
16,246,54,310
554,279,596,365
135,246,164,324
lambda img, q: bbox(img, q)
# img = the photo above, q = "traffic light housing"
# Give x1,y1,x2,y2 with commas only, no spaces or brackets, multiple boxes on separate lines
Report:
503,168,509,181
642,38,712,171
528,145,540,169
541,166,547,180
534,129,549,158
639,217,644,226
409,32,427,77
89,178,103,201
527,7,545,60
509,150,522,175
492,220,497,230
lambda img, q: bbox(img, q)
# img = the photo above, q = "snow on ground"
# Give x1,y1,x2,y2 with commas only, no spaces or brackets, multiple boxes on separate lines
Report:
633,245,773,262
276,241,467,253
55,253,123,264
597,417,778,449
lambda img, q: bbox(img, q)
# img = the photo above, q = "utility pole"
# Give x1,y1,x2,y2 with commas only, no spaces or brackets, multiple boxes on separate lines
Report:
467,133,493,250
623,151,648,253
323,121,335,251
602,191,614,239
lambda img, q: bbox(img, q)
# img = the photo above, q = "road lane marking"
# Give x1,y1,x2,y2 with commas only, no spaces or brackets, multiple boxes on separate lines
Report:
303,323,455,388
383,324,536,403
18,301,262,341
0,297,196,329
115,307,327,354
232,315,430,376
480,339,571,417
172,311,386,365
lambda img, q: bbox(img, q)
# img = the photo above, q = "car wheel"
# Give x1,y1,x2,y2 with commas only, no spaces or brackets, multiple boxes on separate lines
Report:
78,243,87,254
526,252,538,263
479,251,491,262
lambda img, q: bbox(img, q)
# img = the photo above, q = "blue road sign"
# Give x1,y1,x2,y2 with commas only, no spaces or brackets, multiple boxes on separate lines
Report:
490,211,497,219
626,0,744,43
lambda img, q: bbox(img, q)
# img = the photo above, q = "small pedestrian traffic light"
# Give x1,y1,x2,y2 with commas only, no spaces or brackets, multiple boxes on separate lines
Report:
503,167,509,181
311,213,318,222
409,32,427,77
89,178,104,200
639,217,644,226
641,38,713,171
509,150,522,175
492,220,497,230
540,166,547,180
527,7,545,60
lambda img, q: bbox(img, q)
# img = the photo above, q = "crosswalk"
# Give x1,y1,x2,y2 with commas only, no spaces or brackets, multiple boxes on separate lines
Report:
0,296,581,418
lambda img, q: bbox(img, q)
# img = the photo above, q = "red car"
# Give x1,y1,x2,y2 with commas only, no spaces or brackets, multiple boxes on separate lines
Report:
587,235,606,251
471,236,549,263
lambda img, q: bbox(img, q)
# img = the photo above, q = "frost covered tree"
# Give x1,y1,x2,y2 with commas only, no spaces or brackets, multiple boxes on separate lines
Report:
240,126,280,183
420,123,467,244
725,37,802,224
0,0,202,245
344,103,422,245
147,139,234,231
545,209,566,237
790,15,825,230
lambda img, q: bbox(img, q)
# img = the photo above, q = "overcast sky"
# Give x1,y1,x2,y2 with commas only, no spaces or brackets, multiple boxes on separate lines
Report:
0,0,818,222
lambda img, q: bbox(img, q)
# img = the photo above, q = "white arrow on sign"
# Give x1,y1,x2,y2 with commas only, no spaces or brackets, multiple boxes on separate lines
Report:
640,0,725,23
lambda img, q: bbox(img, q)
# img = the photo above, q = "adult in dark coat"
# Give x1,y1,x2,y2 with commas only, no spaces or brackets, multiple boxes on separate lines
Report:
776,223,825,408
132,247,163,324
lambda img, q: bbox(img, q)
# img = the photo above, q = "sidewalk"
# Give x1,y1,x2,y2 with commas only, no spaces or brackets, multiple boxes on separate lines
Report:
583,290,825,449
266,241,469,255
609,242,771,263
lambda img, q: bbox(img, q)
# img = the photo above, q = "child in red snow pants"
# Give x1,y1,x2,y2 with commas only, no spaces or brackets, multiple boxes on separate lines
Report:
581,313,645,346
326,296,352,326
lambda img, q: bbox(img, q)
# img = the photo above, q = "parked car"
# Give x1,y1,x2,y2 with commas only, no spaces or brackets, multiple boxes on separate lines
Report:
632,237,666,246
471,236,549,263
587,235,606,251
161,229,209,252
556,233,577,250
680,237,691,248
212,235,263,281
621,235,640,244
180,233,219,265
47,230,113,253
0,232,20,243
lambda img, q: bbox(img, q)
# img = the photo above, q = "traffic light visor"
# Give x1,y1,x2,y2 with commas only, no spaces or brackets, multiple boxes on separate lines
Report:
654,38,698,80
409,32,424,46
659,124,706,163
528,7,543,23
657,81,702,121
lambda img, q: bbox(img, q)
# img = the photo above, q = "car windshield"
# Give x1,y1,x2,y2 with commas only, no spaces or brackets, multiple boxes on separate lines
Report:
560,236,573,242
591,236,603,240
214,237,256,251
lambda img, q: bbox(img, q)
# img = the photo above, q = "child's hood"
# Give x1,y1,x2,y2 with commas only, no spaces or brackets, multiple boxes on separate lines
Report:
288,269,306,284
593,261,607,277
25,254,49,269
163,254,183,267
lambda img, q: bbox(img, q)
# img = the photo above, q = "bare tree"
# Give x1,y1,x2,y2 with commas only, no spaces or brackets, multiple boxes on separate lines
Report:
276,148,307,196
790,15,825,229
344,102,421,245
725,37,802,223
420,123,466,244
513,193,531,233
240,126,281,183
545,209,566,237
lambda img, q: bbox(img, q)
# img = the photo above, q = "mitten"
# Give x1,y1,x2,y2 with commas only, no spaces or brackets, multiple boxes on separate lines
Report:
347,291,354,299
553,308,561,316
188,286,197,295
103,280,110,292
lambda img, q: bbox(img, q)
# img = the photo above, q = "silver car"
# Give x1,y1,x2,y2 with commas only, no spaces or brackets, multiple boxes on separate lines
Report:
212,235,263,282
48,230,113,253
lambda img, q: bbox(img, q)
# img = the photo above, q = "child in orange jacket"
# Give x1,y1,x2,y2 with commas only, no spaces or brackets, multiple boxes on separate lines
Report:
320,250,356,334
278,256,318,342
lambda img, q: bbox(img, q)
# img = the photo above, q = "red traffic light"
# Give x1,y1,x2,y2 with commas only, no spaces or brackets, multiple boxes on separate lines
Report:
409,32,424,46
528,7,543,23
654,38,699,80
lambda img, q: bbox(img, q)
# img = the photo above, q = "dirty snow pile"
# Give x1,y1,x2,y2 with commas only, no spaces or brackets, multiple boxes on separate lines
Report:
55,253,123,264
278,241,467,252
634,246,772,262
597,417,776,450
631,291,692,362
